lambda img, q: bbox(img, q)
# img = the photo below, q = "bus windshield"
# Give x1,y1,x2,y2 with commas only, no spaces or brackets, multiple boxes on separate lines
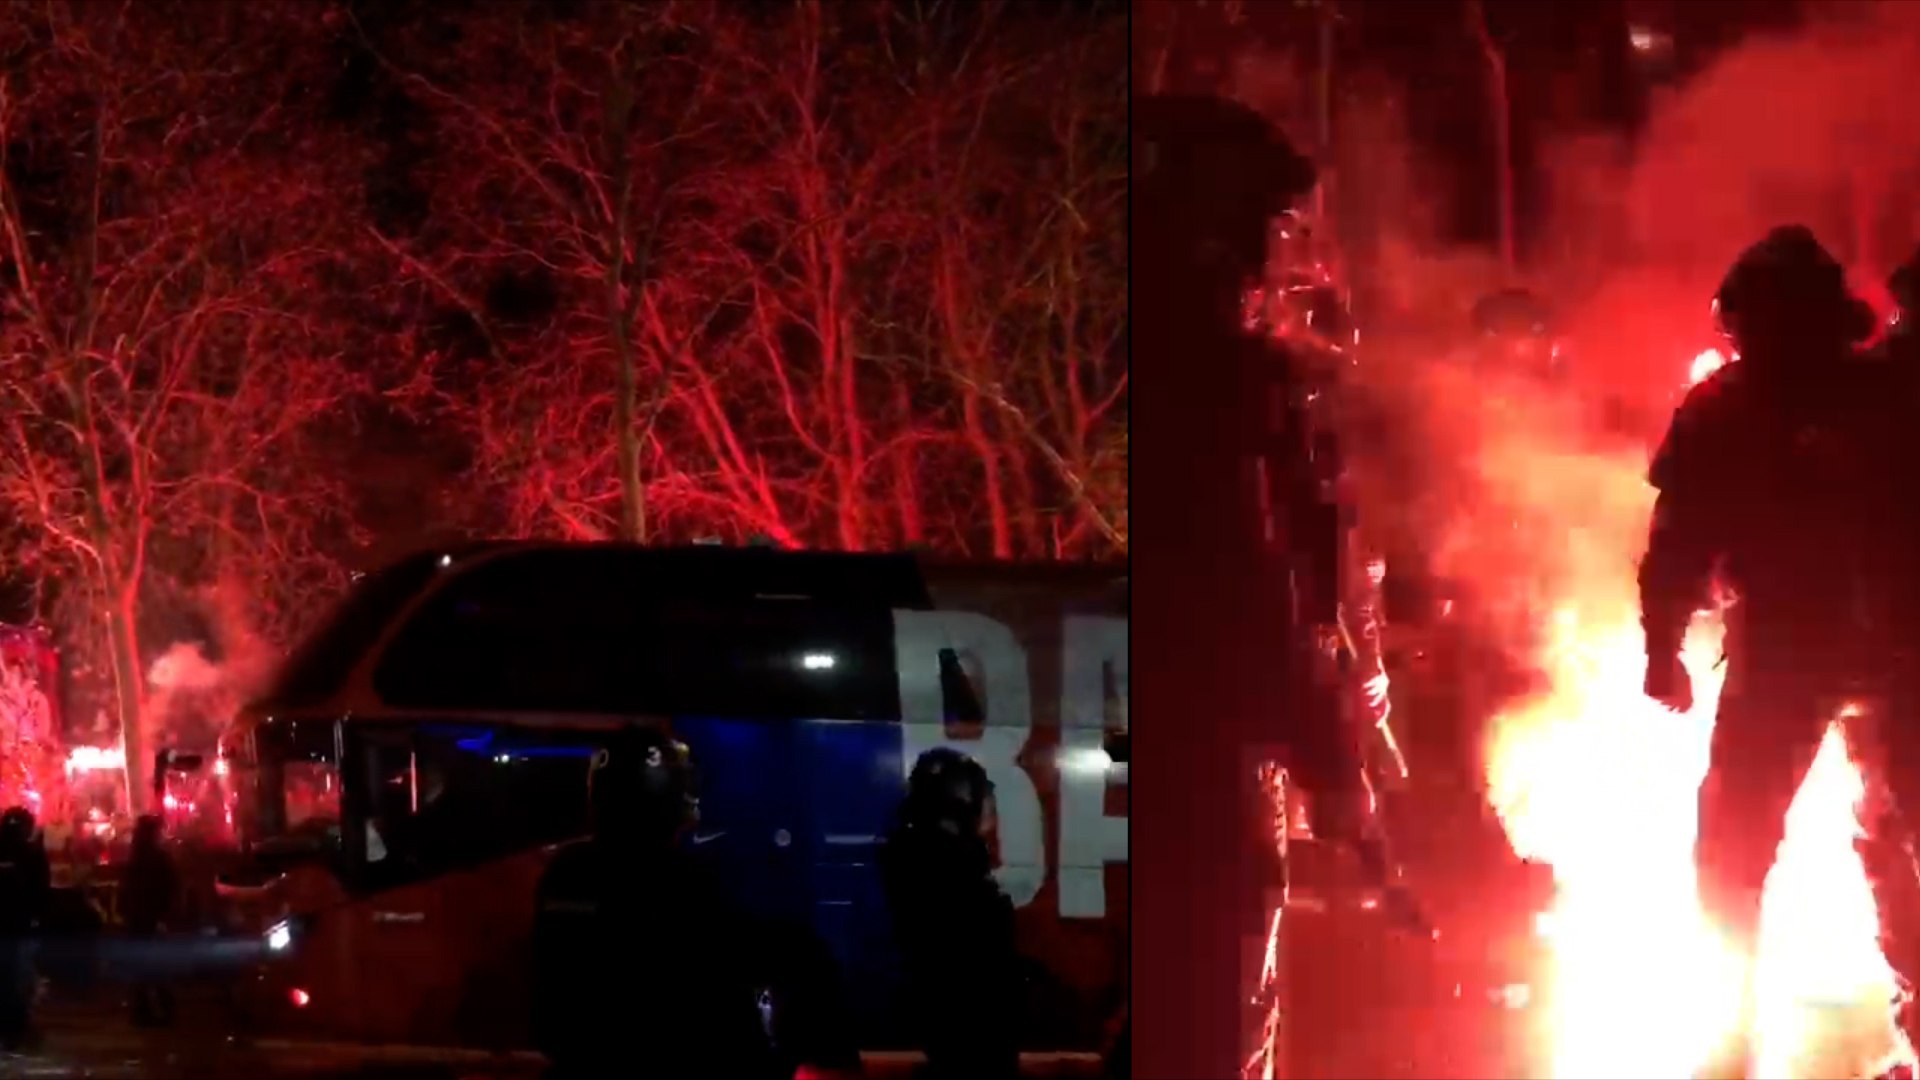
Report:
236,715,341,858
262,552,445,709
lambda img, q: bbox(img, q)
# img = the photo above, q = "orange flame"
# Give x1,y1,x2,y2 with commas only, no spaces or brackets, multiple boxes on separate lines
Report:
1479,354,1911,1079
1487,610,1736,1077
64,745,125,775
1689,347,1731,386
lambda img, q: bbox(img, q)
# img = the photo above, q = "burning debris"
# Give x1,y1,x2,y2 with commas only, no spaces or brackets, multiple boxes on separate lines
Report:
1690,347,1733,387
63,746,125,776
1454,342,1912,1080
1309,6,1920,1077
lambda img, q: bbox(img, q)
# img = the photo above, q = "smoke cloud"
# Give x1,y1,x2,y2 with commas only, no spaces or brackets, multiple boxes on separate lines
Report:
143,576,278,757
146,642,227,755
1325,11,1920,1074
1322,2,1920,733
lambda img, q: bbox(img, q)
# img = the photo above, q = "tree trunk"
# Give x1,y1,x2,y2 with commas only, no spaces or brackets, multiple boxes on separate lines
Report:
891,382,924,547
107,587,147,813
934,241,1013,558
835,311,866,552
611,284,645,544
1468,0,1516,272
1007,448,1045,558
962,389,1014,559
605,71,646,545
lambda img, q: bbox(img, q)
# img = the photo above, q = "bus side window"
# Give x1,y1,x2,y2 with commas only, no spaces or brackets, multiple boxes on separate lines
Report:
347,724,597,891
347,731,420,891
939,647,985,737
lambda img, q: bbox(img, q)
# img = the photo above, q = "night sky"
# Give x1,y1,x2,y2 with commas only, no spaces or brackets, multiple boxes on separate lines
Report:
0,0,1127,645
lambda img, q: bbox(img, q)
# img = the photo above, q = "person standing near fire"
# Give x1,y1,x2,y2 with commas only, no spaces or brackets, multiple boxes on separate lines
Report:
1138,87,1440,1079
1636,225,1914,1079
0,806,48,1050
1248,209,1413,838
121,814,178,1027
1864,243,1920,1064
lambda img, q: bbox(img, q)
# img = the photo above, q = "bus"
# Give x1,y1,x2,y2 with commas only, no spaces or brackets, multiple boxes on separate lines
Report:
210,543,1128,1059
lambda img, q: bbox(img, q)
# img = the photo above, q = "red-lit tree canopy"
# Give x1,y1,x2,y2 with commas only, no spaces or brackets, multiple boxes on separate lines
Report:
370,0,1126,554
0,0,1124,791
0,2,410,799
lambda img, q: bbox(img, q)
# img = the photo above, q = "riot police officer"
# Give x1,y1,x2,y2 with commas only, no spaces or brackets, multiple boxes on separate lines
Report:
0,806,48,1049
1471,287,1564,382
533,727,773,1078
882,748,1022,1080
1868,243,1920,1063
1138,91,1434,1077
1887,246,1920,365
1638,225,1898,1079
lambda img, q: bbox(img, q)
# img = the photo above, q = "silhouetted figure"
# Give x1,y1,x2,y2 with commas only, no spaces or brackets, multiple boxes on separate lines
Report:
1638,225,1904,1079
0,807,49,1050
1104,1009,1129,1080
1887,245,1920,368
1471,286,1563,382
1136,90,1441,1078
881,748,1022,1080
533,728,774,1079
122,815,178,1026
1869,243,1920,1070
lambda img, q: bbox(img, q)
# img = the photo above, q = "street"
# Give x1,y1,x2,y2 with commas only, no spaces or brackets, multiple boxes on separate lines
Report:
0,1042,1103,1079
2,999,1105,1079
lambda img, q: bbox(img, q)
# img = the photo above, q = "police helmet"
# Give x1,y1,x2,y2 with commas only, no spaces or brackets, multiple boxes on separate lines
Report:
132,814,165,851
590,726,699,840
1135,94,1316,275
1714,225,1875,347
905,747,994,833
0,807,34,846
1135,94,1316,208
1473,288,1554,341
1889,245,1920,317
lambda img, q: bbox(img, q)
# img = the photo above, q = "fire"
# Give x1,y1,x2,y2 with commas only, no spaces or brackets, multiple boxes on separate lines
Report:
64,745,125,775
1478,353,1910,1079
1689,347,1731,386
1490,609,1907,1078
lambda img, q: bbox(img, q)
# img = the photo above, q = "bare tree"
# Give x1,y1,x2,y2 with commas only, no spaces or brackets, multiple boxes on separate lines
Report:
360,1,754,544
659,0,955,551
668,1,1126,556
376,0,1125,556
0,2,375,805
919,14,1128,556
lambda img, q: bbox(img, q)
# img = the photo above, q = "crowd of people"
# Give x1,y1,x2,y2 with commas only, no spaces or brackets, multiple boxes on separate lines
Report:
0,804,179,1052
0,733,1052,1077
530,729,1050,1080
1138,81,1920,1080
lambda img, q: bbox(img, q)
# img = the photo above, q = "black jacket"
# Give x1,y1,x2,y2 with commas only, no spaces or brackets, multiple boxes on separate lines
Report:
1641,356,1910,670
532,838,771,1077
0,839,49,937
121,849,178,936
880,821,1022,1077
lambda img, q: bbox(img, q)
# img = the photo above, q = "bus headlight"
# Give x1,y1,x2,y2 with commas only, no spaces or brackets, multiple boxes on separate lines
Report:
266,920,293,953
